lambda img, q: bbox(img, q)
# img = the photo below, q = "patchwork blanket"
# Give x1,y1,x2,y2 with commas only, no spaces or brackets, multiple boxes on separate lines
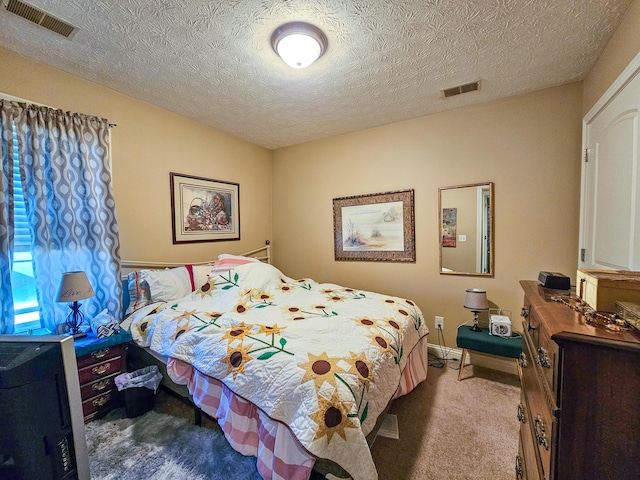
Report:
127,262,428,480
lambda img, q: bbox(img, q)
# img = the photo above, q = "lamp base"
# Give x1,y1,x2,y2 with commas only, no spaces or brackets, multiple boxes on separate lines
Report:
65,301,86,340
470,324,482,332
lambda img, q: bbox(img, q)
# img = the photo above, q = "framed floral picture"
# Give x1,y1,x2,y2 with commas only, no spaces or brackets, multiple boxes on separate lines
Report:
441,207,457,247
333,189,415,262
170,172,240,243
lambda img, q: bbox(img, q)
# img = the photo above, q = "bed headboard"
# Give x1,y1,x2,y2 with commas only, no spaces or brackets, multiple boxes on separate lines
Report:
120,240,271,315
120,240,271,274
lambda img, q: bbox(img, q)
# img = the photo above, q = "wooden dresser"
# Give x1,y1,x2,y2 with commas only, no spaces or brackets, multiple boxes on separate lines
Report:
517,281,640,480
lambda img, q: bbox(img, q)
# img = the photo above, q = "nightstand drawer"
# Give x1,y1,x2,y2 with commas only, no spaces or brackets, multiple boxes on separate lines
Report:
80,372,118,399
77,344,125,369
78,355,124,384
82,390,119,419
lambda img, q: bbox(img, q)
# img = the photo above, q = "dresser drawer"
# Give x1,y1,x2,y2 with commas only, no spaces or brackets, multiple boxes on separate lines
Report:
524,306,558,397
521,333,553,480
518,391,542,480
77,344,125,369
516,434,526,480
522,301,539,347
535,325,559,397
78,355,124,384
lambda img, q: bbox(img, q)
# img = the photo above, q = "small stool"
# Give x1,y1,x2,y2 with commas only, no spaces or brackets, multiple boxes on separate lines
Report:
456,326,523,380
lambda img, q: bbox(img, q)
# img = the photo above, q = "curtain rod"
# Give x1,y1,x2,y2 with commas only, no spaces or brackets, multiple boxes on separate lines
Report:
1,92,117,127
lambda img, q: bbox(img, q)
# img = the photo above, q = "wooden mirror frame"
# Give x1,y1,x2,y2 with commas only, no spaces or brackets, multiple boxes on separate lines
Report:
438,182,494,277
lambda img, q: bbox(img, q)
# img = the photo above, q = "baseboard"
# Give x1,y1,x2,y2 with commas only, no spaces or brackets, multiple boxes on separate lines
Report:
427,342,519,376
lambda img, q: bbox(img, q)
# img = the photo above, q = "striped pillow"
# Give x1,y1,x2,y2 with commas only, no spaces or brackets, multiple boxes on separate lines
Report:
209,255,260,277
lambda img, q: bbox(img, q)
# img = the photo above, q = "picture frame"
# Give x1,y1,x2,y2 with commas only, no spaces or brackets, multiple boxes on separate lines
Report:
333,189,415,262
170,172,240,244
441,207,457,247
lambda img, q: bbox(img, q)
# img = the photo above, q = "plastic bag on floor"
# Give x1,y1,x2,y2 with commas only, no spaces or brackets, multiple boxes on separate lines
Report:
115,365,162,393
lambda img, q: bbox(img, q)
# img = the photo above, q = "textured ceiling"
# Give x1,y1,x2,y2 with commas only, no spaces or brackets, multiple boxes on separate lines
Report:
0,0,633,149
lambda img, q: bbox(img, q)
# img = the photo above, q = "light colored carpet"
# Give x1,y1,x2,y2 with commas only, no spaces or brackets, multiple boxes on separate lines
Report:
371,360,521,480
90,360,520,480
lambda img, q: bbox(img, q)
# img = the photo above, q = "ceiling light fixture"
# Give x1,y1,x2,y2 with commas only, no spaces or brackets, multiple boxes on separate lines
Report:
271,22,328,69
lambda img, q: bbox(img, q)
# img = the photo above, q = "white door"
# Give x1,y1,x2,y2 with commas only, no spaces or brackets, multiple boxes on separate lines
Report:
580,54,640,271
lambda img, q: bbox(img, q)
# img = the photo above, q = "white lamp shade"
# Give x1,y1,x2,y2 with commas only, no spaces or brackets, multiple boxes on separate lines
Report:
271,22,328,69
57,271,95,303
464,288,488,311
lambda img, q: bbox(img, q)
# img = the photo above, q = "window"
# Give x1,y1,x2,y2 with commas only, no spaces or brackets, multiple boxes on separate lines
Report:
10,125,40,332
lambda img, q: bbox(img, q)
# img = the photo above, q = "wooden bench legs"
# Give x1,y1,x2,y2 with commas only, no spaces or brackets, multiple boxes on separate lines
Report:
457,348,468,381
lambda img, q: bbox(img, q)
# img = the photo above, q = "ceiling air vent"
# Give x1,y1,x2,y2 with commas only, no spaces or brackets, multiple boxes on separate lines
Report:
4,0,77,38
442,81,481,98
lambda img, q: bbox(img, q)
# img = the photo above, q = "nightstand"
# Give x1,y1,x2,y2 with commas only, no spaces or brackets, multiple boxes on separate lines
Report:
73,330,132,423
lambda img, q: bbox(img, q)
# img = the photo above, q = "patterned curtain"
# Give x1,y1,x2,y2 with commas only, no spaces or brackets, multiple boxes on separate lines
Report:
0,100,121,333
0,102,16,333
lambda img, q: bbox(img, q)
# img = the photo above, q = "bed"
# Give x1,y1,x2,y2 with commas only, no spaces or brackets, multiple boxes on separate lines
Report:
119,243,429,480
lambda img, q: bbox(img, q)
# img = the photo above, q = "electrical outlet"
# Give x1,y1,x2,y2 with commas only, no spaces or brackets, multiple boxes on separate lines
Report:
435,316,444,330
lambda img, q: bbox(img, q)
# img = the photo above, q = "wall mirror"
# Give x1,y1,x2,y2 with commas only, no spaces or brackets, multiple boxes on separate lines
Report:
439,182,494,277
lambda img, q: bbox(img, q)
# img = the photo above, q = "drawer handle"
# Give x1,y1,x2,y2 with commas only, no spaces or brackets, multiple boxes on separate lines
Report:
519,352,528,368
534,415,549,450
91,348,110,359
537,347,551,369
520,307,528,319
515,455,523,479
92,363,111,376
92,392,111,407
517,403,526,424
91,379,111,392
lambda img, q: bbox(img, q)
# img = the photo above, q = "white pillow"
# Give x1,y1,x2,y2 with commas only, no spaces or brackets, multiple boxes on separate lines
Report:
144,267,192,302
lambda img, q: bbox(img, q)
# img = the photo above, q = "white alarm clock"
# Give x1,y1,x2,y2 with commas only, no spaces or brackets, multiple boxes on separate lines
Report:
489,314,512,337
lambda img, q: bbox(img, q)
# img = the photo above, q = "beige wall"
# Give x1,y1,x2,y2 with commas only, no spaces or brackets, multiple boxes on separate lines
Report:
583,0,640,114
7,0,640,349
0,47,273,264
272,83,583,347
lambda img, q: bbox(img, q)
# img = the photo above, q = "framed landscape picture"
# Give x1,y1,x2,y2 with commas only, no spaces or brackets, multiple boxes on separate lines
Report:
170,172,240,244
333,189,415,262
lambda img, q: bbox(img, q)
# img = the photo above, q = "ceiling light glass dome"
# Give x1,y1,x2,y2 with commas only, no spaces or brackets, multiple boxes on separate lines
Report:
271,22,328,69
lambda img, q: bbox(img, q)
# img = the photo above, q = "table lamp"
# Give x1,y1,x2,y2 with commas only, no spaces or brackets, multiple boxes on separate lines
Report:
57,271,95,338
464,288,489,332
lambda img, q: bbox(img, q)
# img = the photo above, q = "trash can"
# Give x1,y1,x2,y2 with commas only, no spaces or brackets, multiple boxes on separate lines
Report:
114,365,163,418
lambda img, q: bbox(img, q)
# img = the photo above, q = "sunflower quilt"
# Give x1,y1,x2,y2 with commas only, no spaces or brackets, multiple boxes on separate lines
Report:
127,262,428,480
